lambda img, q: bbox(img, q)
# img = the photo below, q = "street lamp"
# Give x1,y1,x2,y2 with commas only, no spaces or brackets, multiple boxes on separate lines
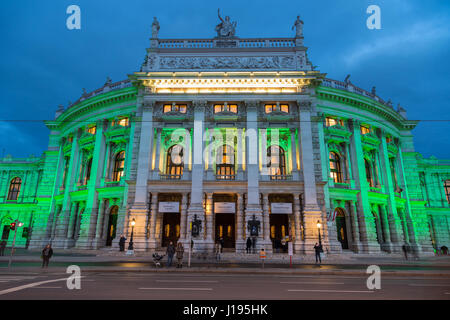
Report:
8,219,24,268
317,220,322,246
128,218,136,251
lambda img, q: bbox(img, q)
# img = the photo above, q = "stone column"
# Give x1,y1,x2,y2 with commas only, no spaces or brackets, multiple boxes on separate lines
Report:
179,193,188,243
380,205,392,252
293,193,303,253
245,101,264,251
235,193,245,253
298,100,326,253
290,128,299,180
187,101,210,252
147,192,158,250
379,131,402,252
205,193,214,246
262,193,272,253
129,99,155,251
348,119,380,253
348,201,362,253
92,199,106,249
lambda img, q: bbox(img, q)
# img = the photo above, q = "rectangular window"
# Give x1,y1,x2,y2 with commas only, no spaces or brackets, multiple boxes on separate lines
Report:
163,104,187,113
214,104,238,114
87,126,96,135
360,125,371,135
117,117,129,127
326,117,344,127
265,104,289,113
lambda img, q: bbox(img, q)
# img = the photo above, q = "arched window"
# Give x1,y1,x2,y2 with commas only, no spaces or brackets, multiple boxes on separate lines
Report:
7,177,22,201
113,151,125,182
365,159,374,187
166,145,184,178
445,180,450,204
267,145,286,180
82,158,92,185
329,152,343,183
216,145,235,180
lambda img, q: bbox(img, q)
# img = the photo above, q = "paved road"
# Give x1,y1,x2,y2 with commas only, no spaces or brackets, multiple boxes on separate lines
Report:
0,271,449,300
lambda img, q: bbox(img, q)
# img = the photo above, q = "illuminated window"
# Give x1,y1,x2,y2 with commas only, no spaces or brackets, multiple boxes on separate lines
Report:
165,224,170,237
329,152,343,183
176,224,180,238
267,145,287,179
365,159,374,187
326,117,344,127
386,135,393,143
444,180,450,204
7,177,22,201
163,104,187,113
360,125,371,135
227,225,232,238
117,117,129,127
265,104,289,113
270,225,275,239
216,145,235,180
113,151,125,182
87,126,96,135
82,158,93,185
281,225,286,239
67,136,73,143
166,145,184,178
214,103,238,114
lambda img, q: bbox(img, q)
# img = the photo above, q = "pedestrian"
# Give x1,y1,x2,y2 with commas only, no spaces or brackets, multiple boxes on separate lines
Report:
118,234,126,252
402,243,408,260
219,237,224,253
0,240,6,256
215,241,222,261
41,244,53,268
246,237,252,254
166,241,175,267
314,242,322,264
176,242,184,268
441,245,448,255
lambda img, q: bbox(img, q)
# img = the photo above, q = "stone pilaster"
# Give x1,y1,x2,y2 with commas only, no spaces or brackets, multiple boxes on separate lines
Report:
235,193,245,253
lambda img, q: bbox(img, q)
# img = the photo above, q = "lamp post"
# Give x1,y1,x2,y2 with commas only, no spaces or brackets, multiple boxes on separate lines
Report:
317,220,322,246
8,220,24,268
127,218,136,253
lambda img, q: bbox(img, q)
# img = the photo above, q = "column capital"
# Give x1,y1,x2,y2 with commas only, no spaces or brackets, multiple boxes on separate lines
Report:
297,100,312,111
142,100,155,111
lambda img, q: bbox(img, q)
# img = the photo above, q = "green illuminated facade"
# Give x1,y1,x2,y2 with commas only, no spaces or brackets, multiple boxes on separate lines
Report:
1,20,449,256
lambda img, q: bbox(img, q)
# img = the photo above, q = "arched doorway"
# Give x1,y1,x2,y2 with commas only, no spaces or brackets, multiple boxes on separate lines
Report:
106,206,118,246
335,208,349,249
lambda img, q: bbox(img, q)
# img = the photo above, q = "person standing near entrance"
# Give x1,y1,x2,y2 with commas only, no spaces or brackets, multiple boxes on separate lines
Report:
219,237,224,253
176,242,184,268
246,237,252,254
215,241,222,261
402,243,408,260
314,243,322,264
118,235,126,252
0,240,6,256
41,244,53,268
166,241,175,267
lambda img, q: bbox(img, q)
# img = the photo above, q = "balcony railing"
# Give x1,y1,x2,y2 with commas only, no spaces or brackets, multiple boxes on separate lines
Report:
215,174,236,181
160,174,183,180
268,174,292,181
157,38,296,49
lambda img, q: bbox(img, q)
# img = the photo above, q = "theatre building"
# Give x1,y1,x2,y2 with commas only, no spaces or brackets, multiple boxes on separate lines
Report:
0,15,449,256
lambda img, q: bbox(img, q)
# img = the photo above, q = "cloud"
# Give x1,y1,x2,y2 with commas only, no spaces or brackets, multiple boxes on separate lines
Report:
342,17,450,67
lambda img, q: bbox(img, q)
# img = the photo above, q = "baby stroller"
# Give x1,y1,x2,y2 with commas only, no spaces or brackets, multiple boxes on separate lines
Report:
152,253,165,267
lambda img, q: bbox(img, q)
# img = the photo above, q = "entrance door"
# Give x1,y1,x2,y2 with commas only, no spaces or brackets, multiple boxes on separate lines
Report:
270,214,289,252
162,212,180,247
2,225,10,240
106,206,118,246
335,209,349,249
215,213,235,249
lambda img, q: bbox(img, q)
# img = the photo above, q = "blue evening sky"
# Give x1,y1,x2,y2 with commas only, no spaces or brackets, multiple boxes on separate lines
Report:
0,0,449,159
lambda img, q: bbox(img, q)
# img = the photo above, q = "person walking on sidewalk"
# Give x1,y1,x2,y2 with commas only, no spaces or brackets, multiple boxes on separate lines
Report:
119,235,126,252
176,242,184,268
314,243,322,264
215,241,222,261
402,243,408,260
246,237,252,254
166,241,175,267
41,244,53,268
0,240,6,256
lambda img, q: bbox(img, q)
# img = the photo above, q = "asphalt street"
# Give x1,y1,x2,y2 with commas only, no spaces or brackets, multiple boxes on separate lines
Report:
0,271,449,300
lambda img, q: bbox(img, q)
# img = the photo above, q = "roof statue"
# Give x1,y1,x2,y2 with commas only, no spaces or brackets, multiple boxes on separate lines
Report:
215,9,237,38
151,17,160,38
292,15,304,38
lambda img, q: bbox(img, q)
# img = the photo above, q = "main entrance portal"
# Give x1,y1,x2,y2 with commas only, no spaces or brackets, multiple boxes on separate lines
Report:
159,194,181,247
214,194,236,249
269,194,293,253
335,208,349,249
